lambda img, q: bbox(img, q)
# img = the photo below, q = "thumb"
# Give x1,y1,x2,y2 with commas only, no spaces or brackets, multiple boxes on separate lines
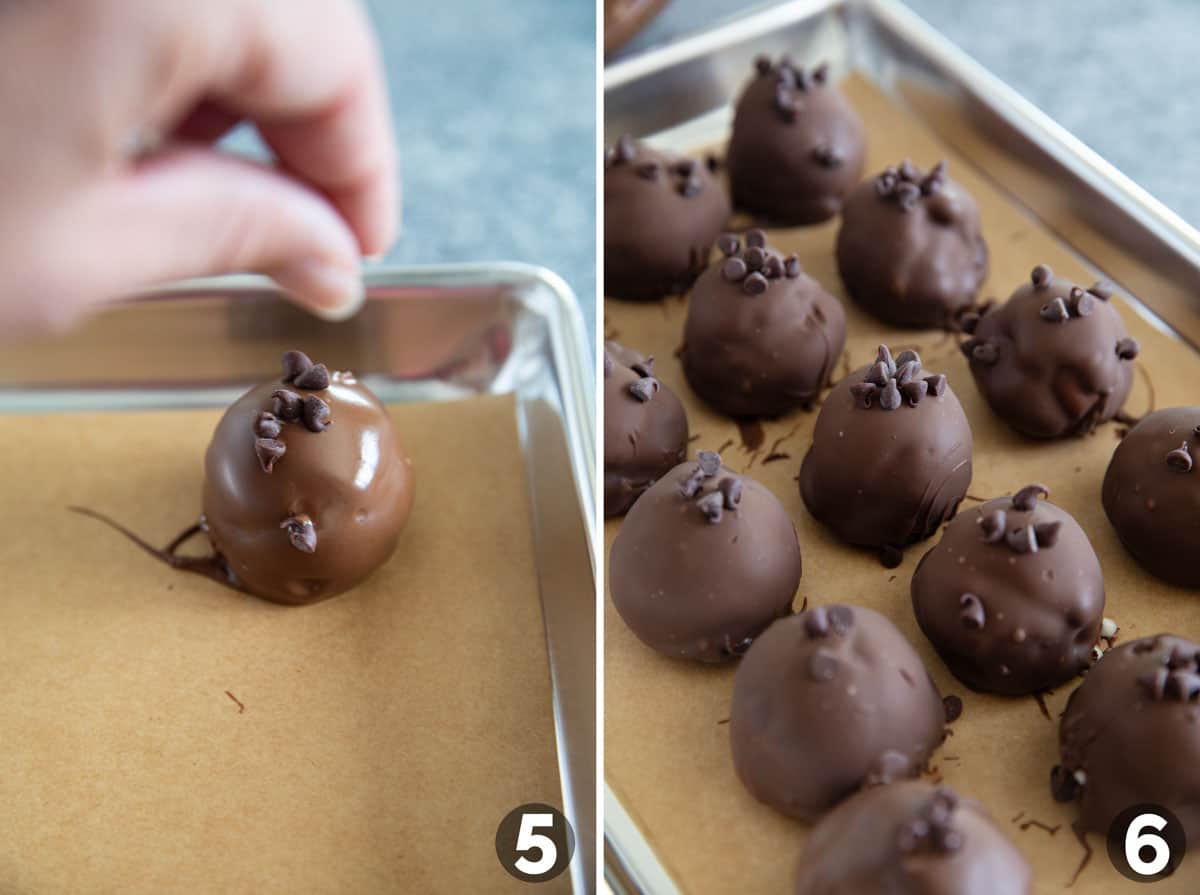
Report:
62,146,366,320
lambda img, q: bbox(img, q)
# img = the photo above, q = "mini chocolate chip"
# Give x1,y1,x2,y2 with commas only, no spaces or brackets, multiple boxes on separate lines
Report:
897,820,928,854
603,353,613,378
895,181,921,210
678,176,703,198
1031,264,1052,288
959,311,981,334
875,172,897,197
804,607,829,638
679,469,705,498
744,246,766,270
255,437,286,473
1073,292,1095,317
697,450,721,477
901,380,925,406
1034,521,1062,548
920,161,946,194
301,395,331,432
635,161,659,181
898,160,919,182
866,362,890,386
850,382,877,409
1116,337,1140,360
616,134,636,163
971,341,999,365
628,377,659,402
943,694,963,722
1012,483,1049,511
1006,525,1038,554
868,750,911,788
763,254,784,279
960,593,985,629
719,477,743,509
293,363,330,391
880,379,902,411
717,233,740,256
808,649,839,682
776,65,796,89
672,159,697,176
937,829,964,853
745,228,767,249
1166,670,1200,701
281,350,313,383
696,491,724,523
1040,297,1070,322
812,61,829,83
896,360,920,386
742,272,769,296
280,514,317,554
271,388,302,421
1166,442,1193,472
895,349,921,369
1166,646,1194,669
754,55,773,75
774,86,798,122
980,509,1007,543
1089,280,1114,300
784,255,802,278
811,144,842,168
827,605,854,633
924,374,947,397
722,257,748,282
1050,765,1080,802
631,357,655,377
254,411,281,439
875,344,896,376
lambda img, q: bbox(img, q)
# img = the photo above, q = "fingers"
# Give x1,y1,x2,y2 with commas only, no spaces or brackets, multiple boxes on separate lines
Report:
56,145,365,321
211,0,398,255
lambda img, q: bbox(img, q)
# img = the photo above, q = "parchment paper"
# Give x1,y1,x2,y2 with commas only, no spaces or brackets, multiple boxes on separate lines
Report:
0,393,568,894
604,76,1200,894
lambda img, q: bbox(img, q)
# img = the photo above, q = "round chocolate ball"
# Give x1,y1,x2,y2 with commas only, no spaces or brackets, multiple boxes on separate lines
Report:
605,135,730,301
795,781,1032,895
1056,635,1200,845
836,160,988,329
912,484,1104,695
726,57,866,225
730,605,945,821
680,230,846,417
604,341,689,517
965,266,1137,438
1102,407,1200,587
608,451,801,662
203,351,415,605
799,345,973,554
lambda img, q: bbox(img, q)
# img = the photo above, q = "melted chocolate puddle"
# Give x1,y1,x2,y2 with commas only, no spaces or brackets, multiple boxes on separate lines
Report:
69,506,242,593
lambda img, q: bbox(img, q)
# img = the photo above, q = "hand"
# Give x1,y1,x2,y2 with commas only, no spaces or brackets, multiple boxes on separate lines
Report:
0,0,397,334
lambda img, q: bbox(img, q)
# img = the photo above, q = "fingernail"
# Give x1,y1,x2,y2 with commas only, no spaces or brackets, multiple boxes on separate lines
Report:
272,259,364,322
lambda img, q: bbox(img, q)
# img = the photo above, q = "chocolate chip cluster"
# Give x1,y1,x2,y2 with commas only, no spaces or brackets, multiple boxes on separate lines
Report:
253,350,334,474
849,345,946,411
677,450,742,523
975,484,1062,557
604,350,661,404
1135,640,1200,702
715,229,803,296
800,605,855,683
895,788,964,855
605,134,706,198
752,55,830,125
874,159,946,211
1166,435,1198,472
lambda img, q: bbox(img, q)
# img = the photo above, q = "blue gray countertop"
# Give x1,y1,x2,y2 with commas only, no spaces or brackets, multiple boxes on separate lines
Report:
618,0,1200,229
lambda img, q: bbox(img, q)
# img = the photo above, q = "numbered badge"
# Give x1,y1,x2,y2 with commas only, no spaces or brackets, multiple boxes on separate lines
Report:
1107,804,1187,882
496,803,576,883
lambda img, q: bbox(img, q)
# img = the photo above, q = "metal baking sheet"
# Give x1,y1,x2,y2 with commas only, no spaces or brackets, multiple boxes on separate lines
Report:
603,1,1200,892
0,263,596,895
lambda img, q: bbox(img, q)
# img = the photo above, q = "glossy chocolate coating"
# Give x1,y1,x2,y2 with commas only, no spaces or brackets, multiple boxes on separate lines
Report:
730,605,945,821
726,58,866,225
836,161,988,329
203,370,414,605
605,137,731,301
966,268,1135,438
609,454,801,662
1057,635,1200,844
603,0,668,56
680,231,846,418
1102,407,1200,587
800,347,973,551
604,341,689,517
912,487,1104,695
795,781,1032,895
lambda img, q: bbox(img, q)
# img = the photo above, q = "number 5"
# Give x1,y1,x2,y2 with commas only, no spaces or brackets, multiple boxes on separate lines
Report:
514,812,557,876
1126,812,1171,876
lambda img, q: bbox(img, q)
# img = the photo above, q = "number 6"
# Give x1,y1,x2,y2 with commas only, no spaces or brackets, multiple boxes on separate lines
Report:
514,812,557,876
1126,812,1171,876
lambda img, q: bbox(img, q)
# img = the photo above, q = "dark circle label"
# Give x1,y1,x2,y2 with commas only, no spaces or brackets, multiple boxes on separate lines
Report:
1106,804,1186,882
495,803,575,883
